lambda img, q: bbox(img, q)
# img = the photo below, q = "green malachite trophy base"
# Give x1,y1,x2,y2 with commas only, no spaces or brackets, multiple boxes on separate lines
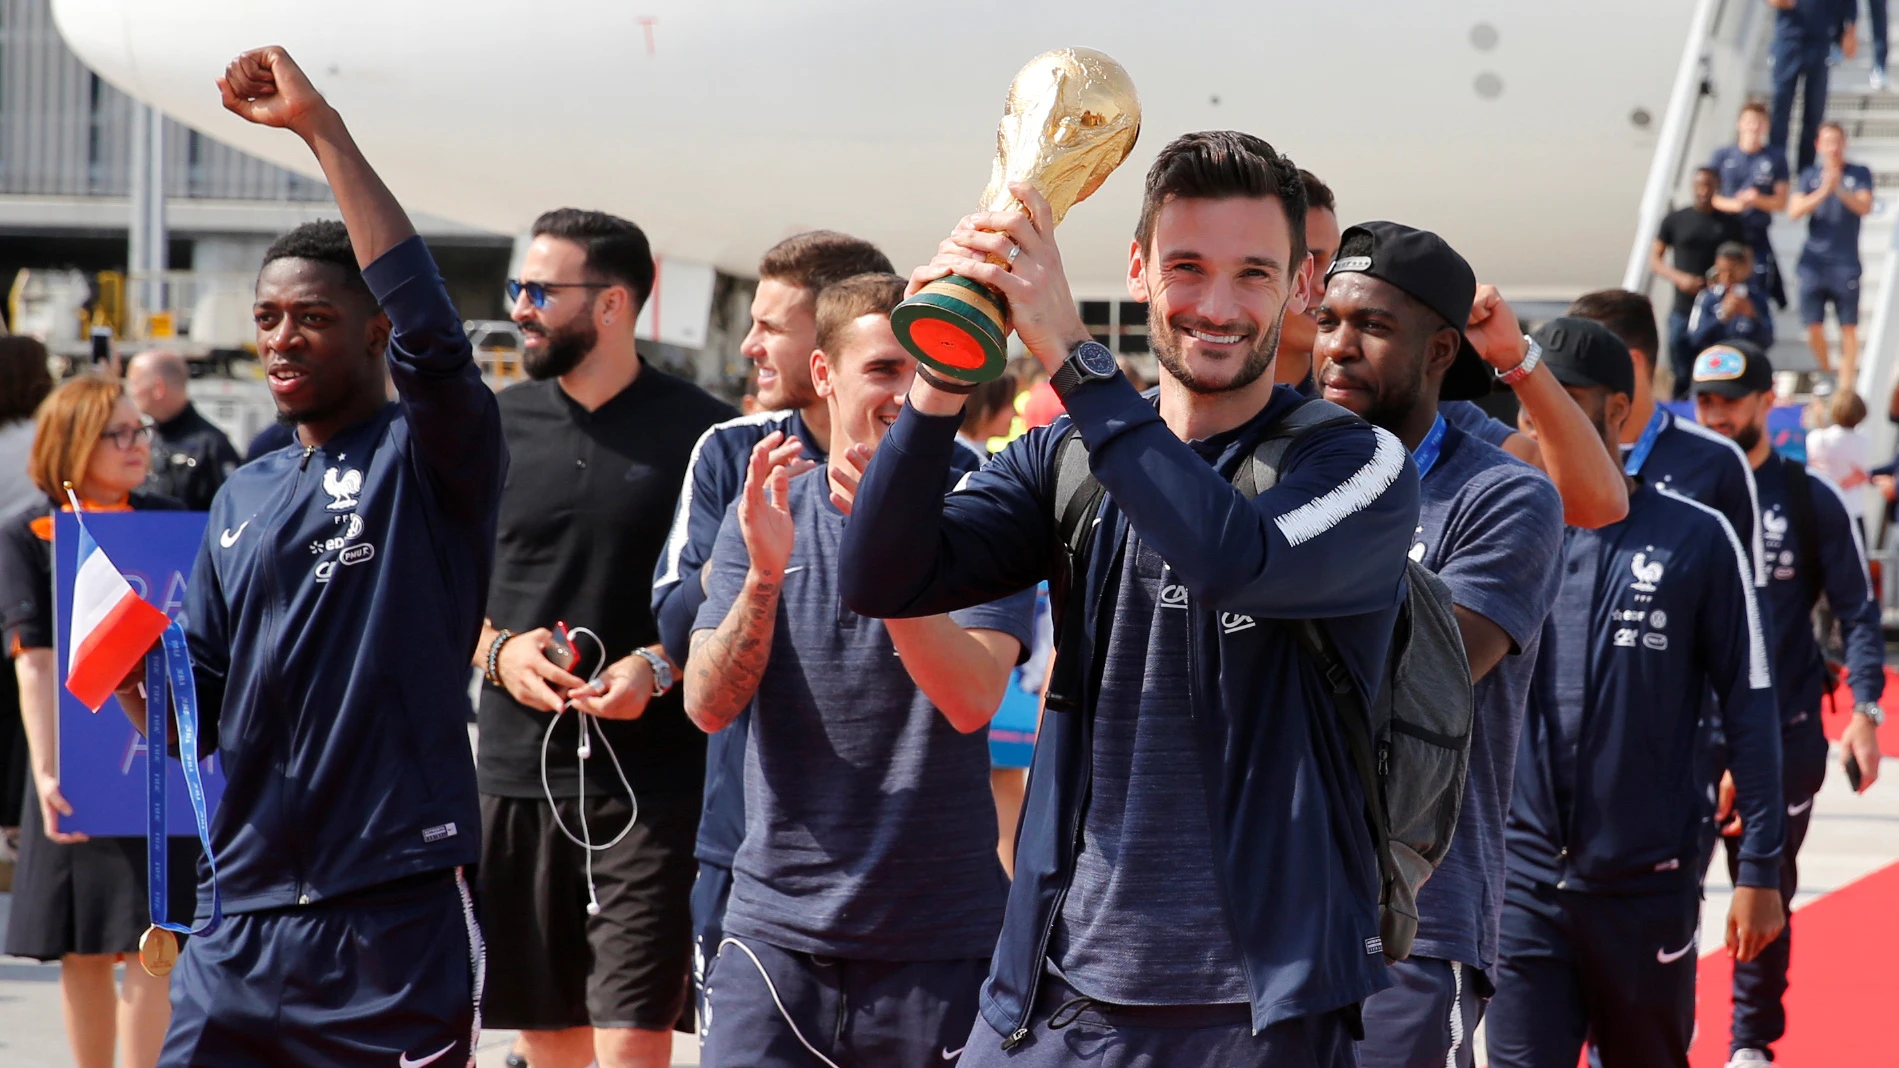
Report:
891,274,1011,384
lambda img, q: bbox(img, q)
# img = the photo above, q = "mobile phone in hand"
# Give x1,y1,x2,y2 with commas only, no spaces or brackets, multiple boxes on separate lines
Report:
545,621,579,672
1846,752,1864,793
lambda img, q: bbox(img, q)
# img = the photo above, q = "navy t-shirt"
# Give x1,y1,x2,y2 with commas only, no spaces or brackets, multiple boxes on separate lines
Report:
1051,532,1251,1005
1797,162,1874,267
696,464,1035,961
1711,144,1791,246
1406,426,1565,971
1439,400,1515,450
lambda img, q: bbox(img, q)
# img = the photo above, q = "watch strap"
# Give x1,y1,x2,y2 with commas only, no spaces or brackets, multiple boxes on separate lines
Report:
1496,337,1542,387
1051,340,1116,399
1855,700,1886,726
634,647,674,697
914,364,980,395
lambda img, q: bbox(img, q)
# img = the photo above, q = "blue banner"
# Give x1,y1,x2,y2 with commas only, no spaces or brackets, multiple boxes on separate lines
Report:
53,511,223,837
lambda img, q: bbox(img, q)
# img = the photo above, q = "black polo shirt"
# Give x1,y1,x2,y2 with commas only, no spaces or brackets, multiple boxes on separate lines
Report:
477,361,736,799
1657,206,1745,316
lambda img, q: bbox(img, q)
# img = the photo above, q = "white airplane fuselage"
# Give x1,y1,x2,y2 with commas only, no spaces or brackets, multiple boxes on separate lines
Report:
52,0,1689,300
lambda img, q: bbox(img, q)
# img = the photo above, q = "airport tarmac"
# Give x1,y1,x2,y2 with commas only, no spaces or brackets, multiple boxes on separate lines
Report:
2,725,1892,1067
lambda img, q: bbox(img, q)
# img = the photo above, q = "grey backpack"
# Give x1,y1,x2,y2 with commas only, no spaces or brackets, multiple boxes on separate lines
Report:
1050,397,1474,963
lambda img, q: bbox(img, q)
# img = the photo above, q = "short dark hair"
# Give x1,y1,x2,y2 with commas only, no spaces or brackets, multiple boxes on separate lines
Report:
814,272,907,355
1740,100,1769,120
0,336,51,424
1694,165,1718,180
759,231,894,294
262,220,371,298
1134,131,1307,266
1715,241,1752,262
1568,289,1660,363
530,208,656,311
1299,168,1336,214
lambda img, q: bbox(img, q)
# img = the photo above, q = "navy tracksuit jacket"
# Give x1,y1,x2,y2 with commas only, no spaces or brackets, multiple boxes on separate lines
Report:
839,377,1420,1039
182,235,506,915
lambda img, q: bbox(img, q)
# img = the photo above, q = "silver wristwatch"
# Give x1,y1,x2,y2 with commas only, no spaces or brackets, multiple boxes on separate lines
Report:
634,647,675,697
1495,336,1542,387
1854,700,1885,727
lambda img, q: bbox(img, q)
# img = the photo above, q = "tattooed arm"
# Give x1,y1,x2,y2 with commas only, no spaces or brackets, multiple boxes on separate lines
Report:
685,572,782,733
683,433,796,733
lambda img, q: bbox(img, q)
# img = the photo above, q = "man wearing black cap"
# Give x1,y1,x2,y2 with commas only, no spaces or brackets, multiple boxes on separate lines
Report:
1487,319,1786,1068
1689,340,1884,1068
1568,289,1766,589
1314,222,1566,1068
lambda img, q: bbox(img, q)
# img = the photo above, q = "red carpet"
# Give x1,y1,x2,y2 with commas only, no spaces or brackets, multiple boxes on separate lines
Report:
1687,860,1899,1066
1824,667,1899,750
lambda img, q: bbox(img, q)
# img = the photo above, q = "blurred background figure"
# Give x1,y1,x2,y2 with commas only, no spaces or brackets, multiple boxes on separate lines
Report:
124,349,238,510
0,375,197,1068
0,337,52,884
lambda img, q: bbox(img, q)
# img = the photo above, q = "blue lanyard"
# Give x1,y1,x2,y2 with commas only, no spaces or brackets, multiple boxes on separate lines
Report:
145,621,221,937
1623,407,1667,477
1414,414,1448,481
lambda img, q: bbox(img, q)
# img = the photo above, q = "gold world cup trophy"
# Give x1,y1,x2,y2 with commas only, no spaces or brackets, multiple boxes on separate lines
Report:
892,48,1141,384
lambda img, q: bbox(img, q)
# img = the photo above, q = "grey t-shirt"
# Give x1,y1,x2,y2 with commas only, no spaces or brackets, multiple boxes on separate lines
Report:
1408,426,1565,970
696,463,1035,961
1051,532,1252,1005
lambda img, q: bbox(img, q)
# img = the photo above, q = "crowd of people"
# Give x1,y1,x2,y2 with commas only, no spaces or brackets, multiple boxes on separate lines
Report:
0,41,1892,1068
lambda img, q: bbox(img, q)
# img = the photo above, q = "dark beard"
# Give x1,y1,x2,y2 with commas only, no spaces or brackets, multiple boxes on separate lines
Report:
523,316,598,380
1733,423,1762,453
1149,303,1284,395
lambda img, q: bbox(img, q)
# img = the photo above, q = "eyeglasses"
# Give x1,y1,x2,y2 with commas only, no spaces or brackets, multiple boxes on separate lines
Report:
506,279,610,309
100,421,154,450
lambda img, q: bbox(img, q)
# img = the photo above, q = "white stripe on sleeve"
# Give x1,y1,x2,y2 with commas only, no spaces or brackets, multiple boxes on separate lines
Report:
1660,486,1772,690
1272,425,1406,547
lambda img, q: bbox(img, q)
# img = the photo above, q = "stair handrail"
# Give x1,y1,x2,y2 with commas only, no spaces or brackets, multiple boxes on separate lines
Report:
1624,0,1729,293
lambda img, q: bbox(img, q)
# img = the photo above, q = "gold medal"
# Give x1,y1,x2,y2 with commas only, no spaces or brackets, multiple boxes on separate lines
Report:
138,925,178,977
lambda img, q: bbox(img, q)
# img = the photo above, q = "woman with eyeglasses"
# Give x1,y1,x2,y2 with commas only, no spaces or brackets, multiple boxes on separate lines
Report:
0,374,198,1068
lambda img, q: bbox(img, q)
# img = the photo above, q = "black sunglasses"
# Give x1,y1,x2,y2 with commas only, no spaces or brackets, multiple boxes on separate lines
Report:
506,279,611,309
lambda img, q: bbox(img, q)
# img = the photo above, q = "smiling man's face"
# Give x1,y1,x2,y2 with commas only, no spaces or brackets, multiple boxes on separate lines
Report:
814,313,914,457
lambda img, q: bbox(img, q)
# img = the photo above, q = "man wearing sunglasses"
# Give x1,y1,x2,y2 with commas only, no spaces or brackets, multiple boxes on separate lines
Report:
475,209,736,1068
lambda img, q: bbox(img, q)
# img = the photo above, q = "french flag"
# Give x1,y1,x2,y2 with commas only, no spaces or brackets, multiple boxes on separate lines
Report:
65,517,170,712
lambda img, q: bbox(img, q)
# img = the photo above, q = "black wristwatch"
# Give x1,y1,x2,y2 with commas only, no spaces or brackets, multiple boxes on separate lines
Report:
1049,339,1119,398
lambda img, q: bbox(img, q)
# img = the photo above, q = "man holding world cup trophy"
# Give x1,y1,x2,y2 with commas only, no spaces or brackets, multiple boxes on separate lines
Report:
116,46,504,1068
842,48,1419,1068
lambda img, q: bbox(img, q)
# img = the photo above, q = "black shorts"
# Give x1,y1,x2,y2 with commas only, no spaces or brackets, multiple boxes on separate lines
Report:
478,791,699,1031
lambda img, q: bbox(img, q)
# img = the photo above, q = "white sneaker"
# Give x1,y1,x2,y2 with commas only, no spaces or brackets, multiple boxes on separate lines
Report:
1873,67,1889,91
1727,1051,1772,1066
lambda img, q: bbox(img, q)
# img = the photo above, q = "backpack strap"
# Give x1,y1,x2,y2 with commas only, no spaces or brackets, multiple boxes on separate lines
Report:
1045,427,1109,716
1783,456,1823,605
1235,398,1362,496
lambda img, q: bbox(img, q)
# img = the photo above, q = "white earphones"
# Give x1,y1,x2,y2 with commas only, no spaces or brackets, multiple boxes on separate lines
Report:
537,626,639,920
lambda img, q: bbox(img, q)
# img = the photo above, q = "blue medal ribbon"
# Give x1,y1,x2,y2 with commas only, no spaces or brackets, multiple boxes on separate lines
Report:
1623,406,1667,477
145,620,221,937
1413,414,1449,481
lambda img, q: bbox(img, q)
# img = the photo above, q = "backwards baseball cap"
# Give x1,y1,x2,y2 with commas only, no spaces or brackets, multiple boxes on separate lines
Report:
1326,220,1491,401
1530,316,1636,396
1690,340,1774,398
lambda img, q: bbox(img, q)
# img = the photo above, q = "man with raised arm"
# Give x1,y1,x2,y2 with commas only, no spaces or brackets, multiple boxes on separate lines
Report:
119,47,506,1067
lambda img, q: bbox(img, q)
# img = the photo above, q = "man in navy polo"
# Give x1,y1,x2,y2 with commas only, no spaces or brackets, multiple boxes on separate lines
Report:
1689,340,1885,1067
1790,121,1875,380
1314,222,1566,1068
1487,320,1786,1068
686,273,1033,1067
1766,0,1851,173
1711,103,1792,310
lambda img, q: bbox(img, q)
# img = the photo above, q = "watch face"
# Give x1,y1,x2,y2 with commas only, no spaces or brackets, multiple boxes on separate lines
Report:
1077,341,1117,377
